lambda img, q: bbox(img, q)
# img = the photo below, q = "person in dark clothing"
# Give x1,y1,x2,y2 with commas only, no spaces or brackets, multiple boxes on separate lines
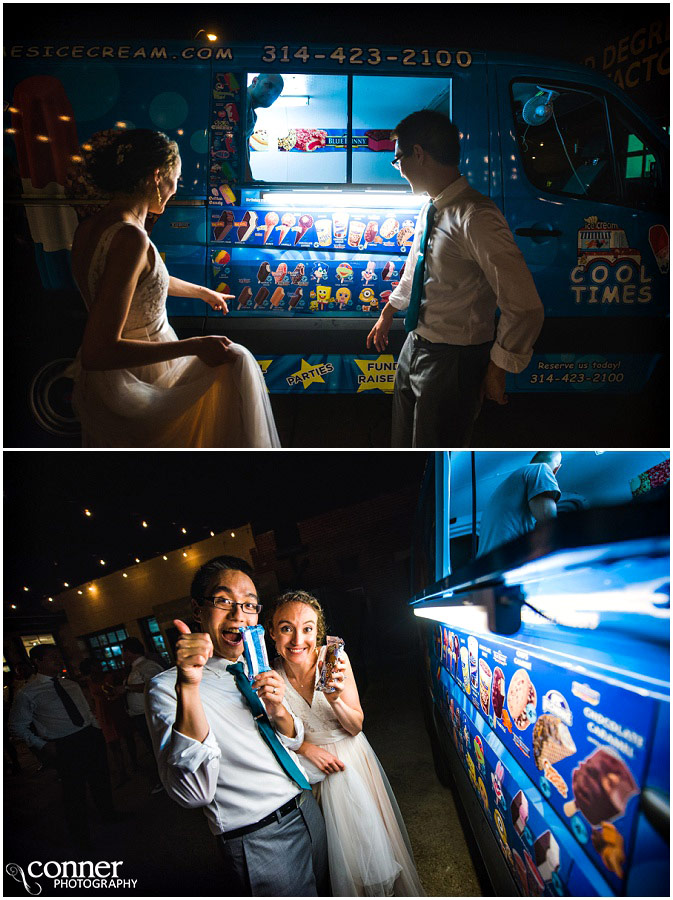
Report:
9,645,124,852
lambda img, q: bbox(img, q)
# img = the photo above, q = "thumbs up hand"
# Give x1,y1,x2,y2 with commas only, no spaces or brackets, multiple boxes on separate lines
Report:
173,619,213,687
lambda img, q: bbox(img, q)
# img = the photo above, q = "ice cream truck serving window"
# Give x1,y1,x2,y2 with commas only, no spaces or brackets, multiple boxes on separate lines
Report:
510,81,665,211
247,73,451,185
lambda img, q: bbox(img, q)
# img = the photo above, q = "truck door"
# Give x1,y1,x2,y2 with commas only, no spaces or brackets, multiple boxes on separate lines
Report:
492,63,668,393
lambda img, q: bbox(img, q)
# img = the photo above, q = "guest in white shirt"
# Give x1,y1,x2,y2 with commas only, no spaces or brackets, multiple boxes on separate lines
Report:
145,555,328,896
367,109,544,447
9,644,122,852
121,636,164,793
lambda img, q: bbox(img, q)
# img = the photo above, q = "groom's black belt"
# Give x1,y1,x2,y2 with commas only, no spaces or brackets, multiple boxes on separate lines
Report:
219,793,303,841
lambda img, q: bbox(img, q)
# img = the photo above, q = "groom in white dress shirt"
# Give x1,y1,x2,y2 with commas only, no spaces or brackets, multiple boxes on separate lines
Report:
146,555,328,896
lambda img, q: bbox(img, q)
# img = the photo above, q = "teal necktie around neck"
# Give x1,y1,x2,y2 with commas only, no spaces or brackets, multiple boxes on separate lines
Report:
404,202,437,333
227,662,310,791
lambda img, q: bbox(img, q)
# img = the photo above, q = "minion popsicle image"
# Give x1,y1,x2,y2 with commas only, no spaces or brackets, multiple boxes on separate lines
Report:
358,287,375,312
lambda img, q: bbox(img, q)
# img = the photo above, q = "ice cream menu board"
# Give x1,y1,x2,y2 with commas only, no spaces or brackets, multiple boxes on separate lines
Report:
431,661,608,896
210,205,419,253
209,246,406,315
431,623,657,894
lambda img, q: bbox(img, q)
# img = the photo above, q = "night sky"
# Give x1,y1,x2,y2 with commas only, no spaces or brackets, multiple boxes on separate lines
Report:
4,451,429,609
6,3,663,58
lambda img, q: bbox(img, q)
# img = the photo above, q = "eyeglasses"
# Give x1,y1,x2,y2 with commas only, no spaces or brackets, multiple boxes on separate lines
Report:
391,151,409,169
200,597,262,614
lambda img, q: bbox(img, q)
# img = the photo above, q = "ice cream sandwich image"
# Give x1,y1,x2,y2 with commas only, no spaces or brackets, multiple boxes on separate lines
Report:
511,789,529,835
533,831,560,883
214,209,235,241
507,668,537,730
237,210,258,242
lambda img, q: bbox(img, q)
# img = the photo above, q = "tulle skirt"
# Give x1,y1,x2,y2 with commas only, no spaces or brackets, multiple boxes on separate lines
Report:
72,316,280,448
313,731,425,897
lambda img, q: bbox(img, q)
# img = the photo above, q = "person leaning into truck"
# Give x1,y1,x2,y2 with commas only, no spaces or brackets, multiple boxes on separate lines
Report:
245,73,284,180
476,451,562,557
367,110,544,448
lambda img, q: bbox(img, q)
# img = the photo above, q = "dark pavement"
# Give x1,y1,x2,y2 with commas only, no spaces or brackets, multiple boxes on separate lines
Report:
4,663,483,897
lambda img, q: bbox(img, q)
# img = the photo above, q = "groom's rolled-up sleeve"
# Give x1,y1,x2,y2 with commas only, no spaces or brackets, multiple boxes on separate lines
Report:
145,678,221,809
276,705,305,752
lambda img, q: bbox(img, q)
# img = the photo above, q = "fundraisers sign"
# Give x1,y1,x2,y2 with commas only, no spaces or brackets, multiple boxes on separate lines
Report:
254,354,397,393
430,623,657,895
240,353,660,394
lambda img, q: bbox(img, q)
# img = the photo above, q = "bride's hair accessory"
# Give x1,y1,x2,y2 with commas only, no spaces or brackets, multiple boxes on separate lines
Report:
116,142,132,166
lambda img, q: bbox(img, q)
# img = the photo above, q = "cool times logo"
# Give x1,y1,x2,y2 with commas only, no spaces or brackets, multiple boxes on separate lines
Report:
6,860,137,893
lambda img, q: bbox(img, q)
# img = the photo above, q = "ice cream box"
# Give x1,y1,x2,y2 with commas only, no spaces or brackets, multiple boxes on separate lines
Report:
435,664,613,897
210,205,419,254
430,622,667,893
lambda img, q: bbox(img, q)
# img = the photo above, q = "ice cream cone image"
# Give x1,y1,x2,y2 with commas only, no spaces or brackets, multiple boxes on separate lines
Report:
263,211,279,244
278,213,296,244
532,715,577,770
294,214,314,245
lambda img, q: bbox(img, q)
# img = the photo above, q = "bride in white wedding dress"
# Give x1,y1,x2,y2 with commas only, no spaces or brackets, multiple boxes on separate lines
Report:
69,129,279,448
267,592,425,897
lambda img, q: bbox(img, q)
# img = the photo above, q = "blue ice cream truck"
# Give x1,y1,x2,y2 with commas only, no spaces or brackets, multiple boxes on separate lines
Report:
4,40,668,431
411,451,669,896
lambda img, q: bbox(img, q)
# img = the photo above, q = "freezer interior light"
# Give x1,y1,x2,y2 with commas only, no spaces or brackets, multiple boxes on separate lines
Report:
525,588,670,617
259,191,423,209
413,605,490,634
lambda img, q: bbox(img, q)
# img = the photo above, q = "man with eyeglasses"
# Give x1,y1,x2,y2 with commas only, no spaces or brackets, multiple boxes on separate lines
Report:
145,555,328,896
368,109,544,448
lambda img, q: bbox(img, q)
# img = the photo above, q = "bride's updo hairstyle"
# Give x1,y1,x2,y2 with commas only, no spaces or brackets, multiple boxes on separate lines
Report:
266,590,327,645
85,128,180,195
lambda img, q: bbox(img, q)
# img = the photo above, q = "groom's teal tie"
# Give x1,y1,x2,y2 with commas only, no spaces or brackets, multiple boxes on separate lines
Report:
405,202,437,333
227,662,310,791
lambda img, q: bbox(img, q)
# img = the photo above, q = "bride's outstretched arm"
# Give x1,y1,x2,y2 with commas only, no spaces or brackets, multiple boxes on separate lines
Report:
167,276,233,314
81,225,232,371
324,653,364,736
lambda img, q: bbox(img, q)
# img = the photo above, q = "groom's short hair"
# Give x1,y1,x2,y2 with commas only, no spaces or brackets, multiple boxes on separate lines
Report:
191,555,254,602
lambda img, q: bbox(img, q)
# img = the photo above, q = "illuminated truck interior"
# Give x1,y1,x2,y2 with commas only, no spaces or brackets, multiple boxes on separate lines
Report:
411,451,669,896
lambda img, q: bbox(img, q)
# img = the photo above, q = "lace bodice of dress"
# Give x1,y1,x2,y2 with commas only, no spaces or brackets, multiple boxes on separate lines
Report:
274,659,350,743
86,221,170,333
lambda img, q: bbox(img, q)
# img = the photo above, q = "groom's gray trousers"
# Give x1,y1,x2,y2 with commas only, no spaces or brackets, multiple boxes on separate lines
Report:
216,789,329,896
